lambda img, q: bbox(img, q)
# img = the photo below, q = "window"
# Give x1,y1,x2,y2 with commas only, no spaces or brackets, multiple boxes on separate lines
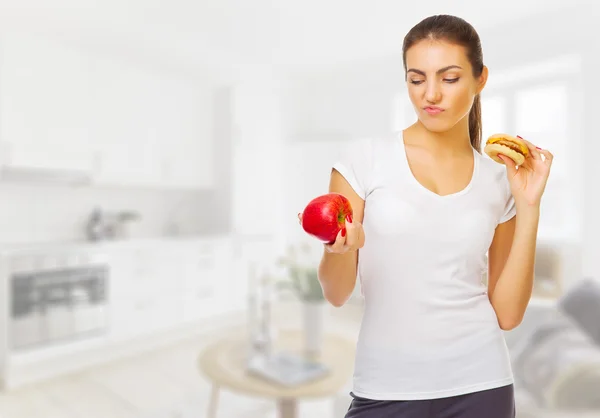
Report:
514,83,568,177
481,96,508,153
514,83,573,237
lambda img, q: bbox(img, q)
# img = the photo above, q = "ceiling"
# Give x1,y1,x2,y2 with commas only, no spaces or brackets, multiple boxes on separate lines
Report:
0,0,591,83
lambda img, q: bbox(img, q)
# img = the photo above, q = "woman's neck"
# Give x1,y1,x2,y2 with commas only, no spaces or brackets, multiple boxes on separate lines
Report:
406,117,473,158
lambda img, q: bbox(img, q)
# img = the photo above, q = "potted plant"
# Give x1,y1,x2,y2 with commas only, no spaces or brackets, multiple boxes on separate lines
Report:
276,241,326,356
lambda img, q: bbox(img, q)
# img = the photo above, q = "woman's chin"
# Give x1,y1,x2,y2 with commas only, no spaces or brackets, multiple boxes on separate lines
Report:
419,118,453,133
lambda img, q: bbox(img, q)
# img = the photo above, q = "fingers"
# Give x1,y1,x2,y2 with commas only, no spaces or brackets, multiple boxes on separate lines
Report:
297,212,302,225
517,135,542,160
344,215,357,249
516,134,554,168
325,228,346,253
324,216,363,254
498,154,518,177
537,148,554,167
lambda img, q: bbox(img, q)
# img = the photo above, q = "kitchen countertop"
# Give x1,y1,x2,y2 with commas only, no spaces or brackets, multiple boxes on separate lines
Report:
0,233,234,255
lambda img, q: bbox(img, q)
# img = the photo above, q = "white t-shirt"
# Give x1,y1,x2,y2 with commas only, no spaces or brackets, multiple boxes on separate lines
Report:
332,133,516,400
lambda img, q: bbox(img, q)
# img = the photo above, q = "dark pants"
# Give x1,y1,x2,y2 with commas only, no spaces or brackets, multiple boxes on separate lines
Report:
345,384,515,418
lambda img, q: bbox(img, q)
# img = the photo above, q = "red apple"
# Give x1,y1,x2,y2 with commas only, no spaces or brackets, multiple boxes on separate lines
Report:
300,193,353,244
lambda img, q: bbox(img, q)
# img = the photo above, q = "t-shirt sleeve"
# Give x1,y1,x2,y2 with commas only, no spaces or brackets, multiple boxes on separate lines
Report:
331,138,374,200
498,171,516,224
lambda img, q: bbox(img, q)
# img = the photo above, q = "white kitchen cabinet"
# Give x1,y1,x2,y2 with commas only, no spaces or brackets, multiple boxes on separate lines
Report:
87,54,162,188
181,254,219,322
0,140,92,174
161,143,214,190
107,245,182,338
106,249,137,339
88,52,214,190
155,78,214,190
0,33,214,190
0,34,94,174
106,238,236,341
181,239,234,321
93,142,163,188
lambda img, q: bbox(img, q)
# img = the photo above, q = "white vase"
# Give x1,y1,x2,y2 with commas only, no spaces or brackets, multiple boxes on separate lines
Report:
302,300,325,357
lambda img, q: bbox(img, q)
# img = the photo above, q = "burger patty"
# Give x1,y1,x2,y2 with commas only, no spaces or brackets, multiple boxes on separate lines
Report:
494,139,524,154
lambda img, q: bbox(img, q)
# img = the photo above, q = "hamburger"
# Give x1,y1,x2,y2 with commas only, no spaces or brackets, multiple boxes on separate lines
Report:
484,133,529,166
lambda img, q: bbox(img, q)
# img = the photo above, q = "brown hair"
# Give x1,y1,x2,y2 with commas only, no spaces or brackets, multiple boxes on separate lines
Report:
402,15,484,151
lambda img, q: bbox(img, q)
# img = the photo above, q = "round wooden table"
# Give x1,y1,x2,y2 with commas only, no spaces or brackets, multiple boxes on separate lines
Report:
198,329,355,418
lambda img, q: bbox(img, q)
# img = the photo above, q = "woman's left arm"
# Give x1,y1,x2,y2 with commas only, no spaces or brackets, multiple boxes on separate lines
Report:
487,138,553,330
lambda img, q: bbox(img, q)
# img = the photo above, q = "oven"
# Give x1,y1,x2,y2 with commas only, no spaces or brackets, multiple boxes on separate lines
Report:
9,253,109,351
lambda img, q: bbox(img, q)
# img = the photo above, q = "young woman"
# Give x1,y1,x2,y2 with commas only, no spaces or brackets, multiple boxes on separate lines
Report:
300,14,553,418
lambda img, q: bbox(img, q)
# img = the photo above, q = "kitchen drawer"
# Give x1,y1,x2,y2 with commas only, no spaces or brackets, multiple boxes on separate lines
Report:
110,292,181,338
184,238,233,258
182,284,218,322
182,257,217,289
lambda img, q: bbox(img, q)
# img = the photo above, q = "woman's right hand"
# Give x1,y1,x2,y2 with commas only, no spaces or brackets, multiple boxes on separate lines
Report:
298,213,364,254
326,215,364,254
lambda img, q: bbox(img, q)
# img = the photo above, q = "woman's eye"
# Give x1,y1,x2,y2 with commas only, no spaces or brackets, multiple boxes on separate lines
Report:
410,80,424,85
444,78,460,83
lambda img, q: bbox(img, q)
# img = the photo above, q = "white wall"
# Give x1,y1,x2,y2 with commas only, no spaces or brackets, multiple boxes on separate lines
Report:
286,55,404,141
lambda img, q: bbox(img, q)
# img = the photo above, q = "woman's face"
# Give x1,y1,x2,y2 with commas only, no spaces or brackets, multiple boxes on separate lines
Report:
405,39,487,133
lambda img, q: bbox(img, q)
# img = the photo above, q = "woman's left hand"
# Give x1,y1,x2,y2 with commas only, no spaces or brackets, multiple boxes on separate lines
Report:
497,136,553,208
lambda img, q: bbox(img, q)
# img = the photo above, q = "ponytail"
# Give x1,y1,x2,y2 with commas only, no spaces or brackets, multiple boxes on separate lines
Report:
469,94,482,152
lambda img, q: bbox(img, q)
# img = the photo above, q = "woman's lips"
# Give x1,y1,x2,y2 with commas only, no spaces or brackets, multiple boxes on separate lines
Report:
424,106,444,115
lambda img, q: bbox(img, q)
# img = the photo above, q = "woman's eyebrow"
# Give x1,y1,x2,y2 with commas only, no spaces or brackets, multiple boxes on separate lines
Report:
407,65,463,76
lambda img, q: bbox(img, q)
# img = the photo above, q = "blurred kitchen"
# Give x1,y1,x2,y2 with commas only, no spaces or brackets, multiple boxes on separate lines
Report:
0,0,598,417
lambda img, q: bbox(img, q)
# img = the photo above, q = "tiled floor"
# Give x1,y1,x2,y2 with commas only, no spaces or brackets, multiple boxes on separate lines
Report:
0,302,360,418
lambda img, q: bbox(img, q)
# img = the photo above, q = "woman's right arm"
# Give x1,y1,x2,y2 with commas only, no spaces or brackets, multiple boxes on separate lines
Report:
317,168,366,307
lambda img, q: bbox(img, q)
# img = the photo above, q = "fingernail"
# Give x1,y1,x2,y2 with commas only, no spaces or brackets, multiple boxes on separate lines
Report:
536,146,542,150
346,214,353,223
341,228,346,237
517,135,523,139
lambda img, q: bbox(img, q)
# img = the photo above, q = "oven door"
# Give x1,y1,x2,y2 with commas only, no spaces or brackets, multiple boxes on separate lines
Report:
11,274,43,349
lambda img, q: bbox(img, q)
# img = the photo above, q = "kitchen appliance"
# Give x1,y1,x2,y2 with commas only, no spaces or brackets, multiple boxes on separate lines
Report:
10,260,109,351
85,207,142,241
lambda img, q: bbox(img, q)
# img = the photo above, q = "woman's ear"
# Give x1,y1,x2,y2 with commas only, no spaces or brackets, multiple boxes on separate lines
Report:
476,65,489,95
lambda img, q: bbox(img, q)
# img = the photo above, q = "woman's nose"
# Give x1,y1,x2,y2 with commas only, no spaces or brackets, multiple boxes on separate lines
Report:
425,82,442,103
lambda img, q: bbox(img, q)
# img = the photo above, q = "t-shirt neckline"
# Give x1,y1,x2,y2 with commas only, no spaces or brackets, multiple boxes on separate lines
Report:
396,130,479,199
